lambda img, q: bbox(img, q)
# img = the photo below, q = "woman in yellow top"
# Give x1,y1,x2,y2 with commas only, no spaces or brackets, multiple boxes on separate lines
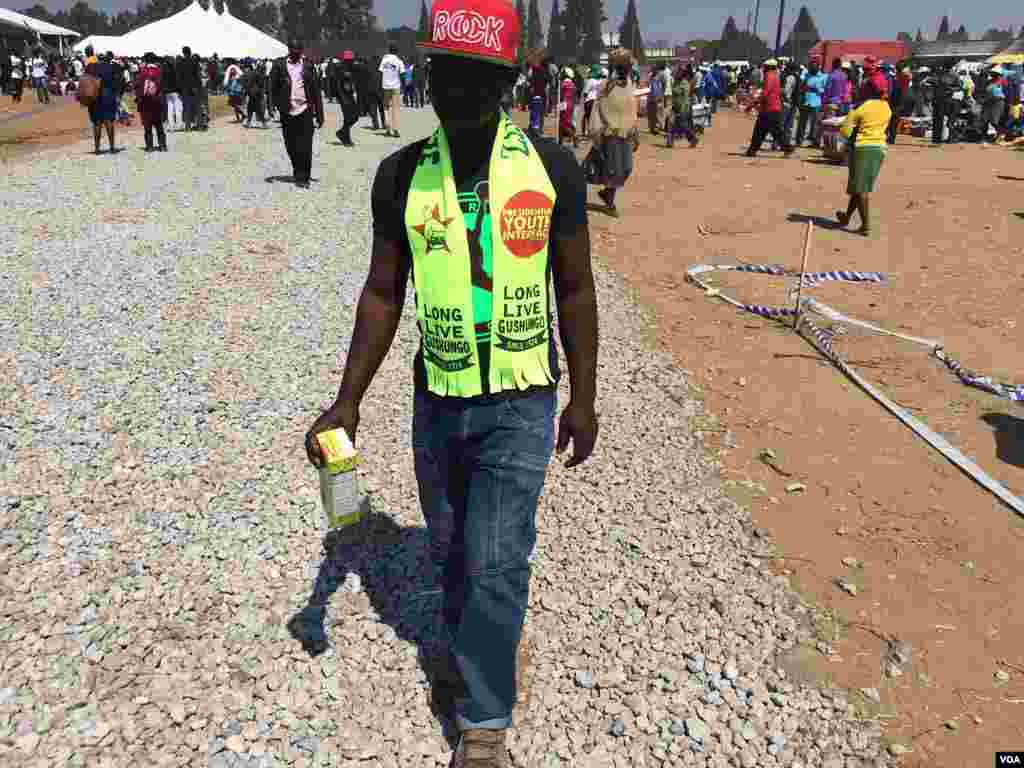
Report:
835,80,891,236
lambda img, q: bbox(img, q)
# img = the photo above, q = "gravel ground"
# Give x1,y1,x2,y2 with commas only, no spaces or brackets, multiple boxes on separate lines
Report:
1,108,891,767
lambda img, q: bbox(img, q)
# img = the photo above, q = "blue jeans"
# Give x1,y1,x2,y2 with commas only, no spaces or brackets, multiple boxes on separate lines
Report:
528,96,544,134
413,388,556,730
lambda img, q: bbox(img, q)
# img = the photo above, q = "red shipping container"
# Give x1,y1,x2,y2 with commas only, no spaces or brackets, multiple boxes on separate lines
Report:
808,40,911,70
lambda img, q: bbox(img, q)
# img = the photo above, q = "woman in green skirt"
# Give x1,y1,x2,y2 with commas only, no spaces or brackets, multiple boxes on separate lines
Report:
836,80,891,236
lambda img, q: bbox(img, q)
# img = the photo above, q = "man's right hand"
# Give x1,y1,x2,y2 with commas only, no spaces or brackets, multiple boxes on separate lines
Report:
305,399,360,468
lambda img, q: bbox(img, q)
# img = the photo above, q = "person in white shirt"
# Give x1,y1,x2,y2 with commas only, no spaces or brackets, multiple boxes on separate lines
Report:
11,56,25,103
73,58,84,78
582,65,601,135
30,51,50,104
378,44,404,138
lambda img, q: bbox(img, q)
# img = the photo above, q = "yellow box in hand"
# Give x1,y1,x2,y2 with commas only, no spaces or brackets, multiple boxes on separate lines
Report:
315,428,362,530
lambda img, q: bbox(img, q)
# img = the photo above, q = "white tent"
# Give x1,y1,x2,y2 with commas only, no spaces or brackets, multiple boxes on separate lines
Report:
113,0,285,59
0,7,79,38
73,35,126,56
218,2,286,59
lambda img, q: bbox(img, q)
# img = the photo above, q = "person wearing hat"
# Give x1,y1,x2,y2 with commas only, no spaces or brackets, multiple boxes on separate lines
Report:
591,49,638,216
134,52,167,152
981,68,1006,143
304,0,597,763
269,39,324,188
558,66,578,146
332,50,360,146
860,55,888,103
745,59,794,157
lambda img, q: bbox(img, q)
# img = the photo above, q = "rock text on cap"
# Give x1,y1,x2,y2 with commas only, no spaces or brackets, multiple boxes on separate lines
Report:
433,10,505,52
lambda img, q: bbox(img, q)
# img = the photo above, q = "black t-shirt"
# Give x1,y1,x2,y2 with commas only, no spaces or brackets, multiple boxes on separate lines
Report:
372,132,587,398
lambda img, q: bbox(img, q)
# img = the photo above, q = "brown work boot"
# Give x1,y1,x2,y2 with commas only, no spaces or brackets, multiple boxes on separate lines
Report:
450,729,510,768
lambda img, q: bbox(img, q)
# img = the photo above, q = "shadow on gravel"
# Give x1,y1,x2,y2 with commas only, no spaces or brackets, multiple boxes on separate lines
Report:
287,505,461,749
786,212,844,230
264,175,295,183
1014,212,1024,220
981,413,1024,468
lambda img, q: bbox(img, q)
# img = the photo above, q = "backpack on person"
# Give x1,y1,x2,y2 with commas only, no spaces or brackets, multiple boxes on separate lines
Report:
77,73,100,107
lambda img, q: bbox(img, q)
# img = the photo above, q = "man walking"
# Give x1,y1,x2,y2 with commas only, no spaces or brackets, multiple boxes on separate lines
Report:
270,39,324,188
379,44,404,138
333,51,359,146
304,0,598,764
746,59,794,158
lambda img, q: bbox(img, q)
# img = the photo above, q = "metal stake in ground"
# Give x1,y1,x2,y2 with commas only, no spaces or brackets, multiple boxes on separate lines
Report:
793,221,813,329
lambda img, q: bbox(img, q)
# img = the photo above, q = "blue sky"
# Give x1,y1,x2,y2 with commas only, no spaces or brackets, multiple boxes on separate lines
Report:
33,0,1024,42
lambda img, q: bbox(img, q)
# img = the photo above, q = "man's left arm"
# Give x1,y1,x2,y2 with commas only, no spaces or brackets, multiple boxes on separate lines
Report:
548,148,599,467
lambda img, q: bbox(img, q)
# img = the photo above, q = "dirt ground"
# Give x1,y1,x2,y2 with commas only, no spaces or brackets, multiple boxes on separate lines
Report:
8,96,1023,766
0,93,233,164
554,107,1023,767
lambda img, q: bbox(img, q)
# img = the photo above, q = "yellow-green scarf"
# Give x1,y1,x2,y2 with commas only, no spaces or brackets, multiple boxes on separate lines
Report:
405,112,557,397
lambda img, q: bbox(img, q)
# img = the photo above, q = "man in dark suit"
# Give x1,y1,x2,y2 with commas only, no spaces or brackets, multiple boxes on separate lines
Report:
175,46,199,130
270,39,325,188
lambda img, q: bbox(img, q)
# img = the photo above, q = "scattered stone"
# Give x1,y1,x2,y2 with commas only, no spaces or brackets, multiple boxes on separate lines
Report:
944,719,959,732
685,718,708,742
608,719,626,738
841,557,862,569
669,720,686,736
574,670,595,689
888,743,912,756
785,483,807,493
859,688,881,704
835,579,858,596
995,670,1011,683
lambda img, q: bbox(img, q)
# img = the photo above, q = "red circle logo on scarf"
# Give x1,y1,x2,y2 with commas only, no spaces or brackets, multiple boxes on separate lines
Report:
500,190,553,258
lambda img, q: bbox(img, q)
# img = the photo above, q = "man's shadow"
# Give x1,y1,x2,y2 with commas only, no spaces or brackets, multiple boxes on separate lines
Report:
981,412,1024,468
286,502,461,748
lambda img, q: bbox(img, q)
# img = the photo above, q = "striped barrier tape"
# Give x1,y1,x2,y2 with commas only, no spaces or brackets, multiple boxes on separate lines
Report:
686,261,1024,517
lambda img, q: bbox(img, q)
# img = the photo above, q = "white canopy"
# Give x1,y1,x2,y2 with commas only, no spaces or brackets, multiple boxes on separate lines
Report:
0,7,79,37
73,35,126,56
113,0,286,59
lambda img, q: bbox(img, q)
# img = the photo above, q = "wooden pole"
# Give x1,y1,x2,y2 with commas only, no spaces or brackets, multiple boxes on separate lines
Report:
793,220,813,329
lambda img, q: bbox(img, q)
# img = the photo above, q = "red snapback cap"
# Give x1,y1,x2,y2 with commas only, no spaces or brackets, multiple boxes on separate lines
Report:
417,0,520,67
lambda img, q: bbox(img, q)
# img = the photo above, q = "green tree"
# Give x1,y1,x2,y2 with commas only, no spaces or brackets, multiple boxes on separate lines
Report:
281,0,302,39
514,0,527,57
780,5,820,59
579,0,604,63
547,0,563,58
617,0,643,62
418,0,430,42
560,0,582,60
249,0,279,34
526,0,543,50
